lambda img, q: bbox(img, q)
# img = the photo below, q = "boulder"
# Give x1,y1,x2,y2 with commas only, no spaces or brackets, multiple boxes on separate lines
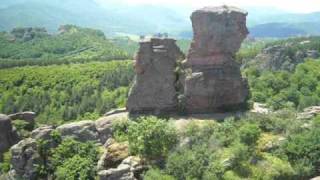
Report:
9,138,40,180
0,114,20,161
95,112,128,144
31,125,54,140
56,120,99,143
9,111,36,129
184,6,249,113
298,106,320,120
98,140,129,170
251,103,270,114
98,164,133,180
307,50,319,59
127,38,184,114
98,156,146,180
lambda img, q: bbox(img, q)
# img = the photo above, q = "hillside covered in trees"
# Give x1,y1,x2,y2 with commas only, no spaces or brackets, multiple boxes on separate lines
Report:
0,61,134,125
0,25,130,68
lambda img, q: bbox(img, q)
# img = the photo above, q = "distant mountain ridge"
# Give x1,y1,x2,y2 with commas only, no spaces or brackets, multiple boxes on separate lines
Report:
1,0,320,38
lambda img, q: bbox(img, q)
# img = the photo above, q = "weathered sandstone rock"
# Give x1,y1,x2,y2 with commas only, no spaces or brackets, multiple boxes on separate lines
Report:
0,114,20,161
184,6,249,113
31,125,54,140
56,120,100,143
98,156,146,180
127,38,184,114
98,140,129,170
95,112,128,144
9,111,36,130
9,138,40,180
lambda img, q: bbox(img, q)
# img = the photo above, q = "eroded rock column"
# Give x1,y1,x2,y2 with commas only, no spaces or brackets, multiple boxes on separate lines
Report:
127,38,184,114
184,6,249,113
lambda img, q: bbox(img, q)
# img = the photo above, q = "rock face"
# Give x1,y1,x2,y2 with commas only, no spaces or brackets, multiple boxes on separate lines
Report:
9,111,36,129
9,138,40,180
0,114,20,161
98,156,146,180
183,6,249,113
244,45,320,72
298,106,320,120
56,120,100,143
127,38,184,114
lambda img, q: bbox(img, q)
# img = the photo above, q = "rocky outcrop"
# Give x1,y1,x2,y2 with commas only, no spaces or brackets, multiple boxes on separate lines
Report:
183,6,249,113
0,114,20,161
31,125,54,140
10,27,48,42
9,138,40,180
297,106,320,120
56,120,100,143
127,38,184,114
98,140,129,170
95,112,128,143
9,111,36,129
244,45,320,72
251,103,271,114
98,156,146,180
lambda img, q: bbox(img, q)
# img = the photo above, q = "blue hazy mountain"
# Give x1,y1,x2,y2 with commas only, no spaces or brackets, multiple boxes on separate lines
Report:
0,0,320,37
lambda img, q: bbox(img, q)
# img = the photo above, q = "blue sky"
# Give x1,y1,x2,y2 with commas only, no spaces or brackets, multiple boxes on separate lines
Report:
97,0,320,13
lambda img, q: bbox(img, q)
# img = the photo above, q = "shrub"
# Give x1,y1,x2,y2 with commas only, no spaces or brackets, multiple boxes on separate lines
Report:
184,121,216,144
11,120,33,138
112,118,129,142
251,153,295,180
55,155,96,180
165,145,211,180
282,126,320,178
239,123,261,146
0,151,12,173
50,138,98,172
144,168,176,180
128,116,178,159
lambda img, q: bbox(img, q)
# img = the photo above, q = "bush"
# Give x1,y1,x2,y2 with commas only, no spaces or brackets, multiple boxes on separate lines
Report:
144,168,176,180
239,123,261,146
11,120,33,138
251,153,295,180
128,116,178,159
55,155,96,180
166,145,212,180
282,125,320,178
50,138,98,169
112,118,129,142
0,151,12,173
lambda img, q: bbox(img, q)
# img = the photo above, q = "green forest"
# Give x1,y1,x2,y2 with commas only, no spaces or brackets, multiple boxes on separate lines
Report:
0,61,134,125
1,25,320,179
0,25,130,68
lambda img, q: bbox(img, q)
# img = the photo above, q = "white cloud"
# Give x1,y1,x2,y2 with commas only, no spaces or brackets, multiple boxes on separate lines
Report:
117,0,320,13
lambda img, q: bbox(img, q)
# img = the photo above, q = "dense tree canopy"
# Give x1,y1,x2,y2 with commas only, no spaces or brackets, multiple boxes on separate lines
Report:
0,25,130,68
0,61,134,124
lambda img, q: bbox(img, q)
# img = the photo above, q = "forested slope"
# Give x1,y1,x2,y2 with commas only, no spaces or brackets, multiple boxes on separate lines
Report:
0,25,130,68
0,61,134,125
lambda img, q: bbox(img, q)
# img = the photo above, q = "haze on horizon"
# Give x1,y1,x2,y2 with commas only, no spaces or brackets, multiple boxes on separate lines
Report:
99,0,320,13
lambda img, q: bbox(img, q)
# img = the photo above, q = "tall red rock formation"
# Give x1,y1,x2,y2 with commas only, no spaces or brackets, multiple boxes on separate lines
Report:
127,38,184,114
183,6,249,113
